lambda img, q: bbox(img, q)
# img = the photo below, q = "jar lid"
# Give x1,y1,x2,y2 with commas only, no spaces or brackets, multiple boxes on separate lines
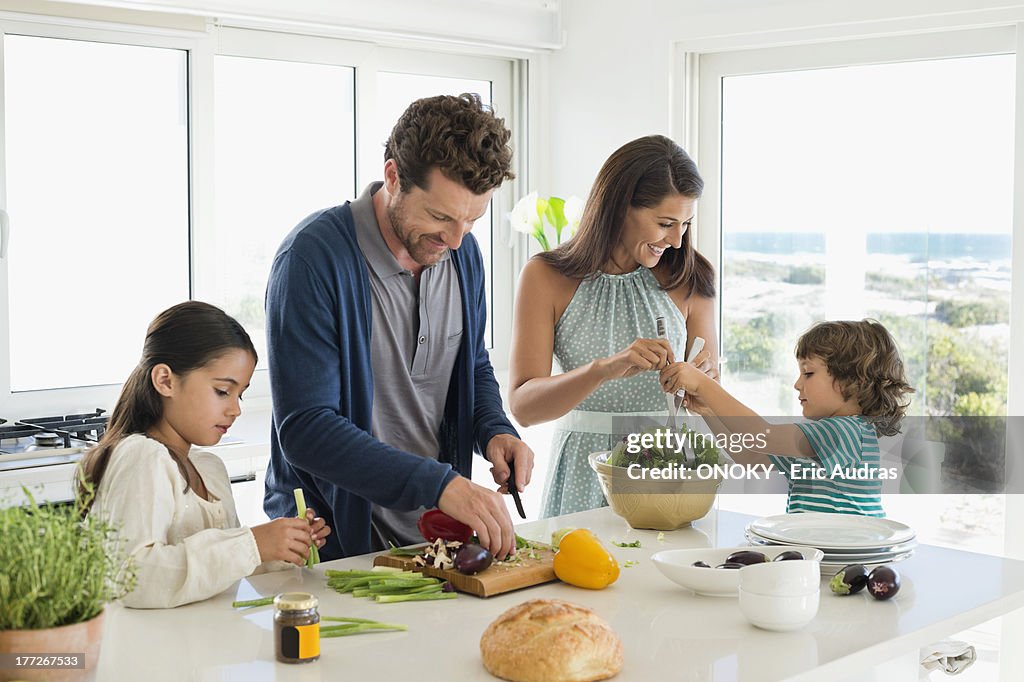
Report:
274,592,318,611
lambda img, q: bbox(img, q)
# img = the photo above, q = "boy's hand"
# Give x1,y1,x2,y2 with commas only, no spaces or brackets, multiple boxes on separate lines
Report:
659,350,714,395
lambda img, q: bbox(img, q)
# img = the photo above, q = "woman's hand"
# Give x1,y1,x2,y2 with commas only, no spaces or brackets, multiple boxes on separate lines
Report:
595,338,674,381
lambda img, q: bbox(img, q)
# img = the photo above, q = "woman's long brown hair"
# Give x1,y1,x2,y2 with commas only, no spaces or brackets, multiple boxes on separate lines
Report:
535,134,715,298
77,301,257,509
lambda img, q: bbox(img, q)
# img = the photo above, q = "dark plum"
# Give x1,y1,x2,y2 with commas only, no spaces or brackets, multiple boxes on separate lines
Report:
454,543,493,575
715,562,745,569
692,561,712,568
773,550,804,562
725,550,767,566
829,564,869,595
866,565,901,601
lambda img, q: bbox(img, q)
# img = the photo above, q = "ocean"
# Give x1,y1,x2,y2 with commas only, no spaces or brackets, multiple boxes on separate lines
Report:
724,233,1012,262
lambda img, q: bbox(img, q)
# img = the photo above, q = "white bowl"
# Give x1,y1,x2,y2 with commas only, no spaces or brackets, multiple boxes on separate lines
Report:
739,557,821,597
651,546,825,597
739,589,820,631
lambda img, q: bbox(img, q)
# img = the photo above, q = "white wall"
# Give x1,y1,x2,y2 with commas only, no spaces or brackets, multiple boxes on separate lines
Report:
546,0,1024,197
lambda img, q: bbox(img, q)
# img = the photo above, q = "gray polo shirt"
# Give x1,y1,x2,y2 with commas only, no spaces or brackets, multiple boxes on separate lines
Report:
350,183,464,549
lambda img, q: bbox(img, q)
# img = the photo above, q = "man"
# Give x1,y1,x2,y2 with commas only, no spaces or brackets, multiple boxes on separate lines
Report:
264,93,533,560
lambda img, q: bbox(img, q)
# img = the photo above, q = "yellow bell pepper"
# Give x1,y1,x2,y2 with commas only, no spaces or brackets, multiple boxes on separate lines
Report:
553,528,620,589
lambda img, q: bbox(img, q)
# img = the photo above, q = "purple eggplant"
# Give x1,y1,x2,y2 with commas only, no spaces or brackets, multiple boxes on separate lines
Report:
866,565,901,600
692,561,712,568
715,562,745,569
454,543,493,575
773,550,804,562
725,550,767,566
829,564,869,595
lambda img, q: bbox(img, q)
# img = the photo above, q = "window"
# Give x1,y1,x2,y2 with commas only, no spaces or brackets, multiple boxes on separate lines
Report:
211,54,356,364
0,20,519,413
3,34,189,392
375,71,496,348
697,28,1015,556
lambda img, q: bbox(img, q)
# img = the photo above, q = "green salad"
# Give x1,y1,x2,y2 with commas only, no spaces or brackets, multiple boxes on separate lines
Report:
608,425,721,469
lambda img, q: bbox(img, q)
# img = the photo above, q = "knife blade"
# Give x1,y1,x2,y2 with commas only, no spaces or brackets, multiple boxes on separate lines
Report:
507,459,527,519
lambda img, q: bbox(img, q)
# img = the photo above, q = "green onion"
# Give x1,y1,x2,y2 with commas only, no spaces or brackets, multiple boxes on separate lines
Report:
374,592,457,603
388,542,428,557
612,540,642,548
231,596,275,609
325,568,456,602
293,488,320,568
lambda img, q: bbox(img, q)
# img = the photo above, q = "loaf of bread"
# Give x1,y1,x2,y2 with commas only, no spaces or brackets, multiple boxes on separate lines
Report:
479,599,623,682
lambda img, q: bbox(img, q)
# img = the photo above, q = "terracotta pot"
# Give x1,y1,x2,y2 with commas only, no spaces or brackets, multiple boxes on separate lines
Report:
0,610,104,682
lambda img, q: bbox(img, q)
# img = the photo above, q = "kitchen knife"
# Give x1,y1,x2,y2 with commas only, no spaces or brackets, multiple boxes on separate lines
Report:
507,459,527,519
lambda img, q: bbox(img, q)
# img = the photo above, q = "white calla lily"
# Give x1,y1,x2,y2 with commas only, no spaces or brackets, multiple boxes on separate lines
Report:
563,195,584,237
509,191,542,235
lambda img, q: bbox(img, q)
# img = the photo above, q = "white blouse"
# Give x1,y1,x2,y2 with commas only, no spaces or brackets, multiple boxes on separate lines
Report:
92,433,284,608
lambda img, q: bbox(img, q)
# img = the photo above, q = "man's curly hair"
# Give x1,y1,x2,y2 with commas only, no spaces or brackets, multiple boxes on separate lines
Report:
796,319,914,437
384,93,514,195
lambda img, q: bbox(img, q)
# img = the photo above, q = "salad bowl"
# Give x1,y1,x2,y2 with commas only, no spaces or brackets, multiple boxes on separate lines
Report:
589,450,721,530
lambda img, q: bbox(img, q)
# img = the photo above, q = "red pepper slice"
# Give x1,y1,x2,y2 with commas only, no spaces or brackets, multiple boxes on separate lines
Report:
417,509,473,544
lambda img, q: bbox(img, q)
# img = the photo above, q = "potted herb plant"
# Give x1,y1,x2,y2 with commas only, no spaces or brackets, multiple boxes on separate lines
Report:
0,490,135,681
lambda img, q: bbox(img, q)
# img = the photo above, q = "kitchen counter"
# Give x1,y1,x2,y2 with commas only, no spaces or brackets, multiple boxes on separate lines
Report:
95,507,1024,681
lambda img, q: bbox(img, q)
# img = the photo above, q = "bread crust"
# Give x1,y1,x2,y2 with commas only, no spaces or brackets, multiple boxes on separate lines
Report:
480,599,623,682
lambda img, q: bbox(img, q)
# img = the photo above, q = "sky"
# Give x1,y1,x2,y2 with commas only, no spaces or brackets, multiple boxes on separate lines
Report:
721,53,1015,235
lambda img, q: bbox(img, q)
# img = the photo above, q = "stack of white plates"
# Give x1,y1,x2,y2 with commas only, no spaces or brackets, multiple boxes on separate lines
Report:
745,513,916,569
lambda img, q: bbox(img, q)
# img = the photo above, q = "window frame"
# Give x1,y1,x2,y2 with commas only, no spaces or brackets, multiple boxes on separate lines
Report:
0,18,203,417
685,25,1024,561
0,18,523,415
685,25,1022,407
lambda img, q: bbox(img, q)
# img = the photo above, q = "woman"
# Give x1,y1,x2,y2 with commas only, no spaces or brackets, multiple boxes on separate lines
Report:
509,135,719,516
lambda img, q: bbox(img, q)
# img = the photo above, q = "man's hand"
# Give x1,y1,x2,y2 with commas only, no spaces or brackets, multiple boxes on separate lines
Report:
437,476,516,559
485,433,534,495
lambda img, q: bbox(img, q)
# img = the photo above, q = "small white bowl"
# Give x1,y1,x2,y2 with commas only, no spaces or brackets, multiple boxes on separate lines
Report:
739,589,820,631
651,546,825,597
739,557,821,597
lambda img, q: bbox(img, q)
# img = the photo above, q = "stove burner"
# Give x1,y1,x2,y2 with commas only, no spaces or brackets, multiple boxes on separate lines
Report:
33,432,63,448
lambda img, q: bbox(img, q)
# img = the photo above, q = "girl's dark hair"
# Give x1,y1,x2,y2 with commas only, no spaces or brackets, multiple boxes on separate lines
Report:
796,319,914,437
535,134,715,297
384,92,514,194
77,301,256,508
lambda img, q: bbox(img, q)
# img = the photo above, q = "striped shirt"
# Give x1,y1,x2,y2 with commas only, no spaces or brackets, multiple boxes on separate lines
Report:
767,416,884,517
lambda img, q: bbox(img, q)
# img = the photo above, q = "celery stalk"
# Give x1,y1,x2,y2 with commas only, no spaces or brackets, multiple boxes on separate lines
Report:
293,488,320,567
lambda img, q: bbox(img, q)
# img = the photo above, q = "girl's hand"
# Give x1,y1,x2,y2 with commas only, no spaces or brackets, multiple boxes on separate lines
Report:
252,517,314,566
659,350,714,395
595,338,674,381
305,508,331,549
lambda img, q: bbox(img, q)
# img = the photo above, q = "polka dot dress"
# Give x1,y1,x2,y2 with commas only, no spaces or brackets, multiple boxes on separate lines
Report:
540,267,688,517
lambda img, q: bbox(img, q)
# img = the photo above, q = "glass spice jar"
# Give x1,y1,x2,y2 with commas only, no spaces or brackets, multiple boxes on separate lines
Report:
274,592,320,664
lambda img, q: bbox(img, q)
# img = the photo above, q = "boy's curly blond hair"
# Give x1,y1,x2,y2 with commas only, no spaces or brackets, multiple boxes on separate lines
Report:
795,319,914,436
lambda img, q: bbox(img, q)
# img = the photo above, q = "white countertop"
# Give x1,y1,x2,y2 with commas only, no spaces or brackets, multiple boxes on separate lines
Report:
95,507,1024,682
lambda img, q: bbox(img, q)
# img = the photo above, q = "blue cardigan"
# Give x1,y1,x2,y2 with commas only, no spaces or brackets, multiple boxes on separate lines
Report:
263,203,519,559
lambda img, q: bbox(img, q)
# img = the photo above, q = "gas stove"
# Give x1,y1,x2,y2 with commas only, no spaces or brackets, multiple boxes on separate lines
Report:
0,409,107,472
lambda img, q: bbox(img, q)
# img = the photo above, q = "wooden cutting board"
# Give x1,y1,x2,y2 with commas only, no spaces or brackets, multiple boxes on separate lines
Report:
372,543,558,598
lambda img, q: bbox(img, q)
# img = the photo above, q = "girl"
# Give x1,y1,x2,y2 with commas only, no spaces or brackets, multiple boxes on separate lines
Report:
661,319,913,517
79,301,330,608
509,135,719,517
